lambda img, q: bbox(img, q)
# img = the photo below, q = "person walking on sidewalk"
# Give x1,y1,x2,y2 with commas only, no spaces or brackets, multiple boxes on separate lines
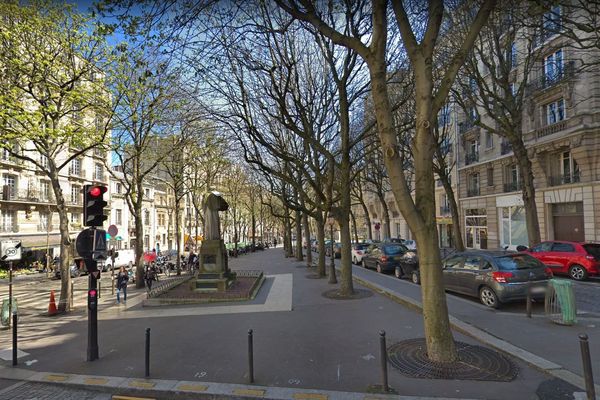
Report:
145,264,156,292
116,266,129,305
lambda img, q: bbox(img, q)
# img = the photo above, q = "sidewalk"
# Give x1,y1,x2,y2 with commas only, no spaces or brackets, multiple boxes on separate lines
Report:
0,248,592,399
345,260,600,391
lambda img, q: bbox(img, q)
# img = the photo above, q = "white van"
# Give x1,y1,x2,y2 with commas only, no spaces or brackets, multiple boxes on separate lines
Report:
104,249,136,271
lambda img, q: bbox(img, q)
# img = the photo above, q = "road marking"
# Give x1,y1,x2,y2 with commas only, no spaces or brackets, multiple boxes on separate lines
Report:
361,353,375,360
293,393,328,400
232,388,266,396
128,380,156,389
84,377,109,385
44,374,69,382
177,383,208,392
113,396,155,400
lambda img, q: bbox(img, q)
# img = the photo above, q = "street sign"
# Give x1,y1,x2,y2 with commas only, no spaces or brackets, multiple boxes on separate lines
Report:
1,240,22,261
107,224,118,238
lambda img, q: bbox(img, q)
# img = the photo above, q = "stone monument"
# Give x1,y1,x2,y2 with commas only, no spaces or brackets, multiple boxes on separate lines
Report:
196,192,231,292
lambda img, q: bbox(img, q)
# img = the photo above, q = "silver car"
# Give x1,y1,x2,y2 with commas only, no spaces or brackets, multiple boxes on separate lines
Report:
414,251,552,308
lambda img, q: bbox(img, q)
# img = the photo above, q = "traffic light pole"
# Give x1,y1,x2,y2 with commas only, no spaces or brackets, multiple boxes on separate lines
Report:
87,268,99,361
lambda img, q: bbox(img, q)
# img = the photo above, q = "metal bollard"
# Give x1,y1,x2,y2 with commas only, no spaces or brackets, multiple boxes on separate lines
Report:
248,329,254,383
579,334,596,400
12,312,17,366
98,280,101,299
526,281,532,318
70,281,74,309
379,330,389,392
145,328,150,378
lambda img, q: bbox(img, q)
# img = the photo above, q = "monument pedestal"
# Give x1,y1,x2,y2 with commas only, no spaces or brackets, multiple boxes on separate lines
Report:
195,239,232,292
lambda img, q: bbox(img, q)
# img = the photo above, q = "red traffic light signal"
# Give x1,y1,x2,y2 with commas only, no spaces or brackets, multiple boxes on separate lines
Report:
84,185,108,227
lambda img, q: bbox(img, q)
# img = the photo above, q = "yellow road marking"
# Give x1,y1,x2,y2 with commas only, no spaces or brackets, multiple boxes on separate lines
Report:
232,388,266,396
293,394,328,400
176,383,209,392
127,380,156,389
44,374,69,382
112,396,155,400
84,377,109,385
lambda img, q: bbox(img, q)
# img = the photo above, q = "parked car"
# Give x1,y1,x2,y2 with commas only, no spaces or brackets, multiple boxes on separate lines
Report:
394,250,419,279
412,251,553,308
362,243,409,273
103,249,136,272
351,243,370,265
401,239,417,251
54,258,84,279
520,241,600,281
325,242,342,258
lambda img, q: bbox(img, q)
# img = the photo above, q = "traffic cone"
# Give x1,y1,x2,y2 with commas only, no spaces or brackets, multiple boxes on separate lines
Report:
48,290,58,316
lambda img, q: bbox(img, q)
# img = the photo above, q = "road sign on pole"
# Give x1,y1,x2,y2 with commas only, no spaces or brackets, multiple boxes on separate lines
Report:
107,224,118,238
0,241,22,262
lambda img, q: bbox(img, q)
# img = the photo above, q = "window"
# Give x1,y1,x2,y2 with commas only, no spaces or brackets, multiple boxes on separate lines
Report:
561,151,579,182
395,223,401,237
500,206,527,249
444,256,463,269
95,163,104,180
510,42,517,68
70,212,81,224
509,82,517,97
144,210,150,226
3,174,17,198
115,182,122,194
115,209,122,225
496,255,543,270
39,212,49,230
158,213,165,226
485,131,493,149
145,188,151,198
551,242,575,252
40,181,50,201
71,185,81,204
40,155,49,168
543,5,561,33
487,167,494,186
544,49,563,82
1,210,16,232
468,173,480,196
438,104,451,127
469,106,477,121
531,242,552,253
71,159,82,176
546,98,565,125
1,148,10,161
463,256,482,271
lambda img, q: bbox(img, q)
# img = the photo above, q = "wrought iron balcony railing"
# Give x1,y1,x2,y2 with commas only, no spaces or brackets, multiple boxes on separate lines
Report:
548,172,580,187
503,180,523,193
465,151,479,165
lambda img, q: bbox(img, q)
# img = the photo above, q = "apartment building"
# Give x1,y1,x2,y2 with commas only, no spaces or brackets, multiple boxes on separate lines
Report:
0,146,110,264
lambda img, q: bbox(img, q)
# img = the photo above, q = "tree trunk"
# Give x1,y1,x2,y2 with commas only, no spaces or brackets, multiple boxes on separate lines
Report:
359,198,373,240
315,218,326,277
49,168,71,313
376,191,391,239
134,201,145,289
441,178,464,251
350,210,359,243
514,142,541,247
175,197,182,275
295,209,303,261
370,64,457,362
302,212,312,267
284,211,293,257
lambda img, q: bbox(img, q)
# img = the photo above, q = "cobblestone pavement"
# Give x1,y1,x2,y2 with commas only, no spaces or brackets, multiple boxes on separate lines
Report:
0,381,111,400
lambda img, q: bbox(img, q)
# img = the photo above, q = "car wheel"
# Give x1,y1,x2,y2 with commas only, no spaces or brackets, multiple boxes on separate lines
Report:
376,263,382,273
569,264,588,281
394,266,403,279
479,286,500,309
411,271,420,285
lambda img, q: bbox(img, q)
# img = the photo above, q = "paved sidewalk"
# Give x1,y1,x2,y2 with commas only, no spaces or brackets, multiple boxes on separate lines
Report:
0,249,592,399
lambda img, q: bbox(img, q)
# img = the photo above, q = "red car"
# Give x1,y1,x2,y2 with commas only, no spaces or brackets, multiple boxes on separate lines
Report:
522,241,600,281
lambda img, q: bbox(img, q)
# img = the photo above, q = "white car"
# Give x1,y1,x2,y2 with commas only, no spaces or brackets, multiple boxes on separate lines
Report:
402,239,417,251
351,243,370,265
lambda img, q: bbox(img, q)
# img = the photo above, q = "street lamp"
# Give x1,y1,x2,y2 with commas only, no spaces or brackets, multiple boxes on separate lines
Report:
326,216,337,284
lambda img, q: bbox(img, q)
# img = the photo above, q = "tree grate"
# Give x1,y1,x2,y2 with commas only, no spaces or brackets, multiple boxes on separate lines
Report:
322,288,373,300
387,338,518,381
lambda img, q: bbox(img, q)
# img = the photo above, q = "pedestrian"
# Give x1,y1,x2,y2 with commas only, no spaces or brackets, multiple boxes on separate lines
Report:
188,251,197,272
145,264,156,291
273,238,277,248
116,266,129,305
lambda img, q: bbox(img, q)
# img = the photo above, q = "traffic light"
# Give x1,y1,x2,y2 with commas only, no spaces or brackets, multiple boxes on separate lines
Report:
88,289,98,310
83,185,107,226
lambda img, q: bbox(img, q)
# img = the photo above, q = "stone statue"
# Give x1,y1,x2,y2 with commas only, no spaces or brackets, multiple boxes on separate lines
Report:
202,192,229,240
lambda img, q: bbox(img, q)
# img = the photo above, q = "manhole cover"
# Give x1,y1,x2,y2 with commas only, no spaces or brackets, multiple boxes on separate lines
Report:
322,288,373,300
388,338,518,381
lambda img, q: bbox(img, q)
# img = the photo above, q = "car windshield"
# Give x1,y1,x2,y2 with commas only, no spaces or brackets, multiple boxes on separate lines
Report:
495,254,543,270
354,244,369,250
583,244,600,260
383,244,407,255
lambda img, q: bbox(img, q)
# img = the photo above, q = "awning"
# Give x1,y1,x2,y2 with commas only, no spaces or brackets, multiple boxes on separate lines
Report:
17,234,62,250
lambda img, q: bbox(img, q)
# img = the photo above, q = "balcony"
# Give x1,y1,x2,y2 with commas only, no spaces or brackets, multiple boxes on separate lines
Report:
459,120,476,135
68,167,86,178
467,187,480,197
503,180,523,193
500,141,512,155
528,61,575,93
548,172,580,187
439,206,451,215
1,188,55,203
0,224,19,233
535,120,567,139
465,151,479,166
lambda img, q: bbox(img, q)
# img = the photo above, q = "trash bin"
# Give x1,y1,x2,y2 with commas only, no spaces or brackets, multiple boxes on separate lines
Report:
545,279,577,325
1,298,18,327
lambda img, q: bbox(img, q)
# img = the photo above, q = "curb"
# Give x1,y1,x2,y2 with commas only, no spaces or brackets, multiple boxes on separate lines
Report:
351,274,600,394
0,367,477,400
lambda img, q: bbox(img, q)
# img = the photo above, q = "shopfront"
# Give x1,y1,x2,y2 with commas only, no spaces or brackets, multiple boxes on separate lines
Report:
465,208,487,249
497,194,527,250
